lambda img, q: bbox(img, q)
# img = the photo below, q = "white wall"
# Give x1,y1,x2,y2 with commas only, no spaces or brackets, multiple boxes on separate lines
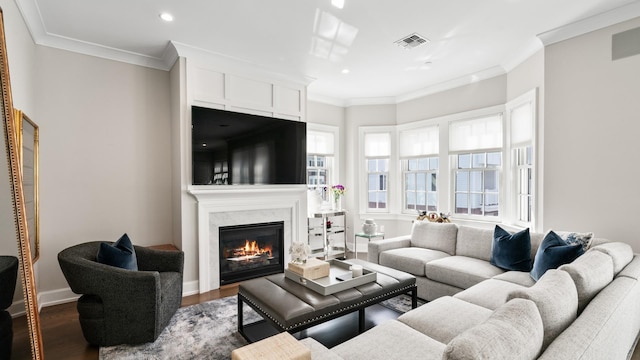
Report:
544,17,640,251
35,46,173,297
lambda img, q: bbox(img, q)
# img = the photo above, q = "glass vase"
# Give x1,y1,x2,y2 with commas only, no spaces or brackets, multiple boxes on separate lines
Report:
332,196,342,211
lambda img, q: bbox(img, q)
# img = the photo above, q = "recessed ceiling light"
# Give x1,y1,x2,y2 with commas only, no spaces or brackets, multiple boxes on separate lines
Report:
159,13,174,22
332,0,345,9
341,68,350,74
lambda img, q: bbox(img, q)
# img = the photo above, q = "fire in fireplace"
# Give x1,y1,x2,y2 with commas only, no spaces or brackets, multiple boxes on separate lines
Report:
219,221,284,285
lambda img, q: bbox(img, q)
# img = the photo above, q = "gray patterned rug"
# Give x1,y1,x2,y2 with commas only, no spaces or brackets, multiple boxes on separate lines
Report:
99,294,421,360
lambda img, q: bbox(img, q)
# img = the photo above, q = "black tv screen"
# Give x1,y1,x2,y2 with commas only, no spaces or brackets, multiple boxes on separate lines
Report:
192,106,307,185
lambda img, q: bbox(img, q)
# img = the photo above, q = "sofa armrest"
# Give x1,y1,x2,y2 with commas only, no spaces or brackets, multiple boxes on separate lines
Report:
135,246,184,274
367,235,412,264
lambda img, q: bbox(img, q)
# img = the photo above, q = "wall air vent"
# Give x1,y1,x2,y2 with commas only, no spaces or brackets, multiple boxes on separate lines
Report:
394,33,430,49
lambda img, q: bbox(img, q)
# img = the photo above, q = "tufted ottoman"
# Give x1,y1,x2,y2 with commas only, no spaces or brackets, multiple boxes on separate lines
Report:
237,259,417,342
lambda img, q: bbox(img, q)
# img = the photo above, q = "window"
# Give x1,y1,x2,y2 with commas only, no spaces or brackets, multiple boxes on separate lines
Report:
364,132,391,211
404,157,438,212
454,152,501,216
307,128,336,190
400,125,439,213
515,146,533,222
307,155,328,186
507,91,536,226
367,158,388,209
450,114,503,218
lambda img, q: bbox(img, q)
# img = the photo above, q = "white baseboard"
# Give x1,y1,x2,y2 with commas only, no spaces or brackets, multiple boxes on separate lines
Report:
9,280,203,317
182,280,200,296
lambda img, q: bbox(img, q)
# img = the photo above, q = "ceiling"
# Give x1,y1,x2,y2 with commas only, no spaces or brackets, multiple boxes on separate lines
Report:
15,0,640,105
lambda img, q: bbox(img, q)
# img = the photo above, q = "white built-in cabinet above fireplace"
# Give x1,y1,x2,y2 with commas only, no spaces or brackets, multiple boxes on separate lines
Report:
170,43,313,294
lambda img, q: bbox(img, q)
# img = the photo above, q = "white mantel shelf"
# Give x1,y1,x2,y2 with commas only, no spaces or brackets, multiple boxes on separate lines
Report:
188,184,308,199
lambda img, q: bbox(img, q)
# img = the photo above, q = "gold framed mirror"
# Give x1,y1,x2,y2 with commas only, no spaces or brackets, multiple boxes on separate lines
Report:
14,109,39,262
0,7,44,359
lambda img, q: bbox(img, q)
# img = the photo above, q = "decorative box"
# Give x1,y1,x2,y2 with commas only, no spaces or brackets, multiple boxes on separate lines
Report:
287,258,330,280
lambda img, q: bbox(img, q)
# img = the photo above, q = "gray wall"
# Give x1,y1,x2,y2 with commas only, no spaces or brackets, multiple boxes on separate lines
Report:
543,17,640,251
34,47,173,294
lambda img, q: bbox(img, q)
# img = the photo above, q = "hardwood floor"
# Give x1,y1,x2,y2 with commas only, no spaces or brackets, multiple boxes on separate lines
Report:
11,285,240,360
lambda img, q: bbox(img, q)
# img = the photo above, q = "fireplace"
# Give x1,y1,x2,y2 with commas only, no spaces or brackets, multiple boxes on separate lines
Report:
219,221,284,285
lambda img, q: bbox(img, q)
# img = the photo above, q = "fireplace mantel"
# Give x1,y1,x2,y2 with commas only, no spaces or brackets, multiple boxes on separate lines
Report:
188,185,307,292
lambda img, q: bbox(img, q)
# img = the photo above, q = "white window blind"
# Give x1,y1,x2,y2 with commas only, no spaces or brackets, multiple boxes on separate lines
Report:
399,125,439,157
364,133,391,157
449,114,503,152
307,130,335,155
510,102,533,146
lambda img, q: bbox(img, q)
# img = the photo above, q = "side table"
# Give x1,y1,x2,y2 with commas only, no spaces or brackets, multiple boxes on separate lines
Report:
353,232,384,259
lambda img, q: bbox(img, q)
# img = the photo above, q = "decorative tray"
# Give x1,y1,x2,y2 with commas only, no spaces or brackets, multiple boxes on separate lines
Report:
284,259,377,296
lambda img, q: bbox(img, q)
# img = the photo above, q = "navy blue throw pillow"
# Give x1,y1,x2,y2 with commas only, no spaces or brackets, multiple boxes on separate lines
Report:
530,230,584,281
96,233,138,270
490,226,532,271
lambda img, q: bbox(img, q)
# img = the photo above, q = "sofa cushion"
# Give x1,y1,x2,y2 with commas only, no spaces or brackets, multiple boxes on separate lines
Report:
332,320,446,360
455,226,494,261
425,256,504,290
398,296,492,344
379,247,449,276
559,250,614,313
454,279,527,310
530,231,583,281
443,298,544,360
507,269,578,350
410,221,458,255
588,242,633,274
492,271,536,287
96,233,138,270
490,226,532,271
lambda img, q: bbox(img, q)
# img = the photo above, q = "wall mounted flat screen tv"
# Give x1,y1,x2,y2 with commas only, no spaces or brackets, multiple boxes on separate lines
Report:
192,106,307,185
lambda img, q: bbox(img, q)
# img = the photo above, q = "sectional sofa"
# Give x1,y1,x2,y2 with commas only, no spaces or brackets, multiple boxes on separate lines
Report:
298,222,640,359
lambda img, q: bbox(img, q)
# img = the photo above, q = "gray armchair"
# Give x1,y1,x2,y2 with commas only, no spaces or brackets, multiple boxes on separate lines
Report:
58,241,184,346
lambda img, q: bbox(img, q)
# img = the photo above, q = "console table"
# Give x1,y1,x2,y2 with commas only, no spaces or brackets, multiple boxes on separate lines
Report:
308,210,346,259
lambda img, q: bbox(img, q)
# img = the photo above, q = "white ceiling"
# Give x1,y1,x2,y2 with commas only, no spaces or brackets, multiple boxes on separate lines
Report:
15,0,640,105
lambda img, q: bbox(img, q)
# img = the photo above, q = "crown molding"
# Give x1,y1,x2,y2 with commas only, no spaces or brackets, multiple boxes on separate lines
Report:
15,0,171,70
538,1,640,46
395,66,507,104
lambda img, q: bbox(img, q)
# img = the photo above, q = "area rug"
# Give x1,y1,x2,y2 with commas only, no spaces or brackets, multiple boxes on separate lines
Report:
100,294,420,360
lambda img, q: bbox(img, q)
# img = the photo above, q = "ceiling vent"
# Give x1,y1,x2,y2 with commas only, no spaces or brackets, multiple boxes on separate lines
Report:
394,33,430,49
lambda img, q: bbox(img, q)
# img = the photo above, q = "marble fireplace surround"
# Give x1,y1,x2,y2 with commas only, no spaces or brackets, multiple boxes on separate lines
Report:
189,186,307,292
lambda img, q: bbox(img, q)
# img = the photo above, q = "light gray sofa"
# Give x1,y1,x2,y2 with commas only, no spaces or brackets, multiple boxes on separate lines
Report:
298,222,640,359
